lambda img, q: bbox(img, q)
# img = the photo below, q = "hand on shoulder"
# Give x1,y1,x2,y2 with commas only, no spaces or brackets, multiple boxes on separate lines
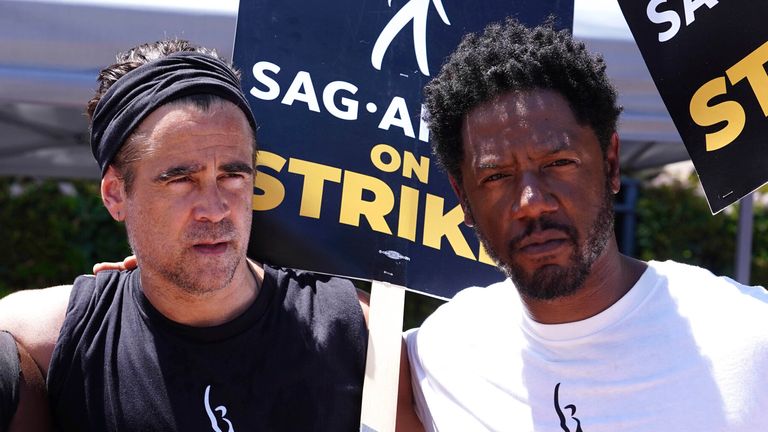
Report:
92,255,137,274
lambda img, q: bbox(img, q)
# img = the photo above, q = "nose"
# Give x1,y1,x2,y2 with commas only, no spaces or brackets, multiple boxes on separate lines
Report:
193,182,230,223
511,172,557,219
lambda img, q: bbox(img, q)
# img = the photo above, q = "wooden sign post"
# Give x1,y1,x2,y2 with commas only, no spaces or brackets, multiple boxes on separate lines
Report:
360,282,406,432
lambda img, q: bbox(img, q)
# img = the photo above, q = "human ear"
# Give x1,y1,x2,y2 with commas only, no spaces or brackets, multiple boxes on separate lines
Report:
606,132,621,194
101,166,126,222
449,175,475,227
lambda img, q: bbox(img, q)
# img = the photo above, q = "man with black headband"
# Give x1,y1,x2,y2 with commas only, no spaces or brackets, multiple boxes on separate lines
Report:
406,18,768,431
0,39,385,431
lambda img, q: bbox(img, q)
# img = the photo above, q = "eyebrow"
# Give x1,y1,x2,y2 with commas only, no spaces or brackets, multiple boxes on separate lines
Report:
477,161,500,170
544,140,572,156
154,164,203,182
475,140,573,170
153,161,254,182
220,161,254,175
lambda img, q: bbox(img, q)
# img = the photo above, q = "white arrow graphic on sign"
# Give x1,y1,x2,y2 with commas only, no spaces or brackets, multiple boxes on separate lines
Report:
371,0,451,76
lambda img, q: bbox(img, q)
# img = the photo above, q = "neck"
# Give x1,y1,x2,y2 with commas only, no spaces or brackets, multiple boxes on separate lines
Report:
139,258,263,327
520,241,647,325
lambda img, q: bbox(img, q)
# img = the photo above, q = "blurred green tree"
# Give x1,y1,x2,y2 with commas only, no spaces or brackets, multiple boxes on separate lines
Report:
2,174,766,327
0,178,131,294
634,176,767,286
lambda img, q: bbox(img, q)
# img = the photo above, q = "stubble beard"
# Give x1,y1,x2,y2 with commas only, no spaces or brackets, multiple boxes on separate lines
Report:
471,183,615,301
127,219,244,296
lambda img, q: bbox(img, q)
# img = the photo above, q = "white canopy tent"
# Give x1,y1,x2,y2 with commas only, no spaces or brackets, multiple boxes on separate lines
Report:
0,0,688,179
0,0,239,178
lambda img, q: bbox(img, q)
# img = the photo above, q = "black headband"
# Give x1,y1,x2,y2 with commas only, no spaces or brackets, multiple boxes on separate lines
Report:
90,51,258,176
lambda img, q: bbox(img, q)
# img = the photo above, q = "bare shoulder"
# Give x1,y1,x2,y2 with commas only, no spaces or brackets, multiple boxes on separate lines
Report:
0,285,72,375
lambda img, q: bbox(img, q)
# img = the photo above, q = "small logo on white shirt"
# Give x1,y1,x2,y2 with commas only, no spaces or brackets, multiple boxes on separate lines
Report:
204,385,235,432
371,0,451,76
554,383,584,432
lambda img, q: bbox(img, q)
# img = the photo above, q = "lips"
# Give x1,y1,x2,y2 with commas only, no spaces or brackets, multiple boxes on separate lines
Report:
192,241,229,255
514,230,571,258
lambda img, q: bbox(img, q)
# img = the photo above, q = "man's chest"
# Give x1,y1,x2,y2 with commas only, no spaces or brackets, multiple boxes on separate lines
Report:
55,333,362,431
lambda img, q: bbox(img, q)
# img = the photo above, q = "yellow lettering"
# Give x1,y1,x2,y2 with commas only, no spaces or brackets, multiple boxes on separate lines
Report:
370,144,401,173
402,152,429,184
397,185,420,241
727,41,768,116
253,151,287,211
689,76,745,151
287,158,342,218
423,194,475,260
339,171,394,235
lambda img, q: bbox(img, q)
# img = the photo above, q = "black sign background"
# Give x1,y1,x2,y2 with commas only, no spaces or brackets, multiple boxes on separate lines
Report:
618,0,768,213
235,0,573,298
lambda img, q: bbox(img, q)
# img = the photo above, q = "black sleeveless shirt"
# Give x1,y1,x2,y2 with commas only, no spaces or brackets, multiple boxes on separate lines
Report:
47,264,367,431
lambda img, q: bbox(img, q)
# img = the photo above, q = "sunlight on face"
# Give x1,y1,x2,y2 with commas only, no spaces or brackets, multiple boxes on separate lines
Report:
459,89,617,300
122,100,255,296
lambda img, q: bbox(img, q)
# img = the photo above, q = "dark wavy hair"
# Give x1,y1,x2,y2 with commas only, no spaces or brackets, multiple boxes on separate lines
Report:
424,17,621,182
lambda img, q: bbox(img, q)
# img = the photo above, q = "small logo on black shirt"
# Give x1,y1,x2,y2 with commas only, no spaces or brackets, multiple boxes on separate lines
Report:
554,383,584,432
204,385,235,432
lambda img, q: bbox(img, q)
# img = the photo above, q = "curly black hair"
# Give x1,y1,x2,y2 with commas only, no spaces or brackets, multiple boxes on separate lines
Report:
424,17,621,182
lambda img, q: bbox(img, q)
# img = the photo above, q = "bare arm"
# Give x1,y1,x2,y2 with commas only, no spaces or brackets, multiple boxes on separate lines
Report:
0,285,72,376
8,339,52,432
396,337,424,432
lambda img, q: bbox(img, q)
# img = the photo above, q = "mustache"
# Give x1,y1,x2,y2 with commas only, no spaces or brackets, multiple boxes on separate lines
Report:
184,219,237,243
510,216,578,250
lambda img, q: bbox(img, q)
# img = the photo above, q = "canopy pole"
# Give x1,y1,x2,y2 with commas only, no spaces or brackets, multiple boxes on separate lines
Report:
734,193,754,284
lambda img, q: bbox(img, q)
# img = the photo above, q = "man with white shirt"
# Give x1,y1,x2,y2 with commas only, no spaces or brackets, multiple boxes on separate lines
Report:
406,17,768,431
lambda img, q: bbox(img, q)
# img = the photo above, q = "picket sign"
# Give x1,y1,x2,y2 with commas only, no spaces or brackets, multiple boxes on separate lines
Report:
617,1,768,212
236,0,570,301
360,281,406,432
233,3,574,430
